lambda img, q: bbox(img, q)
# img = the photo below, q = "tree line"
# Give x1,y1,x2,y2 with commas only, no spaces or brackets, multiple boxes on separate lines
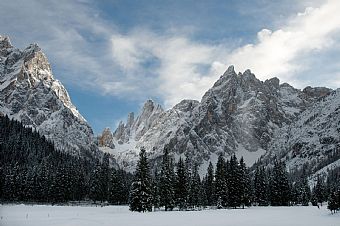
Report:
0,115,339,213
0,115,132,204
129,148,340,212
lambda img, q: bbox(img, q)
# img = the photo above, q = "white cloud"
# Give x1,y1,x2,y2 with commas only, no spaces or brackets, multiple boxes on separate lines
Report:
227,0,340,83
1,0,340,110
109,0,340,107
110,31,229,107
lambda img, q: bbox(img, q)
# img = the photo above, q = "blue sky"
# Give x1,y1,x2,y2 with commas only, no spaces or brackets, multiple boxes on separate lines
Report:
1,0,340,134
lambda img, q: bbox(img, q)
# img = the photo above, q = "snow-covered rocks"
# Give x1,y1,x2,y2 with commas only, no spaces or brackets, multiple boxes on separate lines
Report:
0,35,97,156
99,65,333,172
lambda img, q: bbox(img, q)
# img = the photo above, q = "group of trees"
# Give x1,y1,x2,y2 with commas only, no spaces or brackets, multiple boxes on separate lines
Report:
130,148,326,212
0,115,132,204
1,115,339,213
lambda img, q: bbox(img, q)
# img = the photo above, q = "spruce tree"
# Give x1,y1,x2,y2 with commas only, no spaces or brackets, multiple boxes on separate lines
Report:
129,148,153,212
215,154,228,208
328,190,338,213
204,162,215,206
239,157,251,208
175,157,188,210
312,176,326,206
269,160,290,206
188,164,202,209
227,155,241,208
159,148,175,211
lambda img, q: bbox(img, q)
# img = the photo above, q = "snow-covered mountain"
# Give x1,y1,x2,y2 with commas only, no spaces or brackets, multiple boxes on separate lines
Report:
0,35,97,156
263,89,340,177
99,65,333,172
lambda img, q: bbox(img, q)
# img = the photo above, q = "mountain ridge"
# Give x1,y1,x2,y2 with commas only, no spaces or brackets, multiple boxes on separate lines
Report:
0,35,98,156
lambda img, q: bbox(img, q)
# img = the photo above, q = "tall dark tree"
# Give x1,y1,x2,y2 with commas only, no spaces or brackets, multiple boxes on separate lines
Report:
295,172,311,206
188,164,202,209
215,154,228,208
269,160,290,206
175,157,188,210
159,148,175,211
227,155,241,208
254,165,269,206
239,157,251,208
204,162,215,206
129,148,153,212
312,176,327,206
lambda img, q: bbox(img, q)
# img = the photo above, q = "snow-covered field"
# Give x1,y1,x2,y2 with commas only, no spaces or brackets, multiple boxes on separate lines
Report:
1,204,339,226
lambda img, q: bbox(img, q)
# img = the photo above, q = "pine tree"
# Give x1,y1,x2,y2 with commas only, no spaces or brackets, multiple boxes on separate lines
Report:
269,160,290,206
239,157,251,208
129,148,153,212
159,148,175,211
295,172,311,206
328,190,338,213
254,166,268,206
152,170,161,210
312,176,326,206
227,155,241,208
175,157,188,210
214,154,228,208
188,164,202,209
204,162,215,206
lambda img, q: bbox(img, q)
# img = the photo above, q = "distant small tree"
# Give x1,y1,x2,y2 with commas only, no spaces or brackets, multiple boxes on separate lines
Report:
328,190,338,214
129,148,153,212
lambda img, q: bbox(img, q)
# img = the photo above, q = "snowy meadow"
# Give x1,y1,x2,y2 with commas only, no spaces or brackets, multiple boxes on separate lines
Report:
1,204,339,226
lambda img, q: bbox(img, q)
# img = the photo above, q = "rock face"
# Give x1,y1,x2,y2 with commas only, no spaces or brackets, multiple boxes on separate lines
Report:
99,65,334,172
263,89,340,176
0,35,97,156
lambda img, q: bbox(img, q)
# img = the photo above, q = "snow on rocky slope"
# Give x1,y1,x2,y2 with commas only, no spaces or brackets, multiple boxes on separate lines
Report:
263,89,340,175
99,65,332,172
0,35,97,156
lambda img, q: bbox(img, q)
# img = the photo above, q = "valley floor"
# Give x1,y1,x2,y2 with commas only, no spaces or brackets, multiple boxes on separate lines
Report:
0,204,339,226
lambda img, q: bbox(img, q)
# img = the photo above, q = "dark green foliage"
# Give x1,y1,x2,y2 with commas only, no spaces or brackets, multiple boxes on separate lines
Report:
108,169,132,205
215,154,228,208
0,115,132,204
269,160,290,206
175,157,188,210
312,176,327,206
203,162,215,206
327,190,340,213
226,155,241,208
129,148,153,212
159,148,175,211
239,157,252,208
295,172,311,206
188,164,202,209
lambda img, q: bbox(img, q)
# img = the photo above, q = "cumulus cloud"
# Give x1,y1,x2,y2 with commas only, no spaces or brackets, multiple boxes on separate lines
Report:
227,0,340,83
110,31,229,107
1,0,340,109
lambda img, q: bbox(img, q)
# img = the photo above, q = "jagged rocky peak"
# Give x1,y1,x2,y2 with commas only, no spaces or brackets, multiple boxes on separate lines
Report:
0,35,96,155
99,127,115,149
0,35,13,55
173,99,200,112
302,86,332,99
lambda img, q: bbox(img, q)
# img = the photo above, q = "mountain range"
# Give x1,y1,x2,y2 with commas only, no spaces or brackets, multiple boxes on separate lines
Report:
1,35,339,178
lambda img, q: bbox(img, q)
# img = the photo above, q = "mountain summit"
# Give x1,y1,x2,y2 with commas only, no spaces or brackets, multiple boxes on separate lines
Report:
99,66,333,172
0,35,97,155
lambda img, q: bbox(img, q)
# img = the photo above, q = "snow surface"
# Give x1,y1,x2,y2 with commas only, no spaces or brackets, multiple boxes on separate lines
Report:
1,204,339,226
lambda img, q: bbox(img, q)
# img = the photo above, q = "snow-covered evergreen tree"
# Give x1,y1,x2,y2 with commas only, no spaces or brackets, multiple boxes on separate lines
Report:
215,154,228,208
159,148,175,211
204,162,215,206
129,148,153,212
269,160,290,206
175,157,188,210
